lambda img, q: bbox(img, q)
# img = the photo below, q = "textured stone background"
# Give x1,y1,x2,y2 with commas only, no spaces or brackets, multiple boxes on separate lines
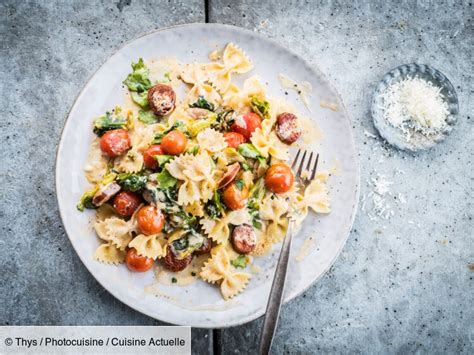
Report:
0,0,472,354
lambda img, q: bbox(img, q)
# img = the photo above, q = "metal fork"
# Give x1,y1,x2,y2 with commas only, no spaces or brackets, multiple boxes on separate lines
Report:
258,149,319,355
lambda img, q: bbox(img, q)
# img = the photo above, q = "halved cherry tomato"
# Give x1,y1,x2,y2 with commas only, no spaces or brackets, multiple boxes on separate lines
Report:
99,129,131,157
143,144,164,170
222,183,249,210
126,248,154,272
113,191,142,217
223,132,246,148
231,112,262,140
264,163,294,193
137,205,165,235
161,130,188,155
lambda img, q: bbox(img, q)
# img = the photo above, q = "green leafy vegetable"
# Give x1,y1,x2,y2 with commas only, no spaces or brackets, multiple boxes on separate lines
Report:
250,96,270,119
116,173,148,192
186,145,199,156
235,179,245,191
76,187,98,212
138,110,157,124
156,169,177,189
189,96,215,111
238,143,262,159
238,143,267,166
247,178,265,230
205,190,224,219
231,255,248,269
93,111,127,136
123,58,152,92
241,161,251,171
155,154,173,166
171,277,177,284
212,110,234,131
152,121,189,144
131,92,149,108
188,114,217,136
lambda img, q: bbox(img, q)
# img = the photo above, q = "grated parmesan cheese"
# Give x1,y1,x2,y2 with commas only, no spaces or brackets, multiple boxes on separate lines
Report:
380,77,449,138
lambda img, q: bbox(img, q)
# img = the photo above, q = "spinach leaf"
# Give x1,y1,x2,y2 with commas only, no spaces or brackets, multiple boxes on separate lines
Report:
155,154,173,166
76,187,98,212
186,145,199,156
116,173,148,192
188,114,217,136
152,121,189,144
238,143,262,159
156,169,177,189
93,111,127,136
235,179,245,191
131,92,149,108
231,255,248,269
123,58,152,92
247,178,265,229
250,96,270,119
138,110,158,124
212,110,234,131
205,190,224,219
189,96,215,111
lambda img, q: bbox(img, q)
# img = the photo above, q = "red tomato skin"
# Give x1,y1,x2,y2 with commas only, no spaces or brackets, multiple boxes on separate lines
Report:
126,248,154,272
230,112,262,140
99,129,131,157
222,183,249,210
113,191,142,217
264,163,294,193
223,132,246,148
143,145,164,170
137,205,165,235
161,130,188,155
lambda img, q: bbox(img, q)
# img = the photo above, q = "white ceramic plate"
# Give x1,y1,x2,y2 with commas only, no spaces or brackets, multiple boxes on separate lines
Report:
56,23,359,328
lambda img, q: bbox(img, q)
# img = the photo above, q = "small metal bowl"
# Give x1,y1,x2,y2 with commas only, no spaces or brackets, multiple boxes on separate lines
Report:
371,63,459,151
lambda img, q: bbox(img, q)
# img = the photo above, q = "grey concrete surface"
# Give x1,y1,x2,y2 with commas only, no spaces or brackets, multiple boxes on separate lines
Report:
0,0,473,354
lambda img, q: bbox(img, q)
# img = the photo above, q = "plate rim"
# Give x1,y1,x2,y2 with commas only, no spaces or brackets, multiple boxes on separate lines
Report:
55,22,360,328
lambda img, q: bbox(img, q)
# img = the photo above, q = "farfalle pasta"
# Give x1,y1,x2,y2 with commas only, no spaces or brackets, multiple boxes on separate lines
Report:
77,43,331,300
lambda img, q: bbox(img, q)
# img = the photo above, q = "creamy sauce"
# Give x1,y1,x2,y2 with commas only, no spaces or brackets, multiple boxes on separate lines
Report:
154,255,207,286
298,115,323,144
278,74,312,111
295,237,315,262
144,284,177,301
320,100,339,112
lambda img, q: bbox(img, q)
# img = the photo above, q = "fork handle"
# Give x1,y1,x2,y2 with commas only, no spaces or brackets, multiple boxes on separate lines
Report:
258,220,295,355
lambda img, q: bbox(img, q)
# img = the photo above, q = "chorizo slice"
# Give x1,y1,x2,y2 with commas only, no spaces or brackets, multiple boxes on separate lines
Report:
231,223,256,254
162,245,193,272
275,112,301,144
194,237,212,255
92,182,121,206
218,162,241,189
147,84,176,116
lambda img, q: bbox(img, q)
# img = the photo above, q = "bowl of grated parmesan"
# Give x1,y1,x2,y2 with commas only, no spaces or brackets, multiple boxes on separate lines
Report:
371,63,458,151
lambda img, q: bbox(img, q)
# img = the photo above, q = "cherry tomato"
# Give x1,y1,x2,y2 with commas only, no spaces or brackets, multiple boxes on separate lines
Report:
222,183,249,210
143,145,164,170
264,163,294,193
137,205,165,235
231,112,262,141
223,132,246,148
161,130,188,155
113,191,142,217
126,248,154,272
99,129,131,157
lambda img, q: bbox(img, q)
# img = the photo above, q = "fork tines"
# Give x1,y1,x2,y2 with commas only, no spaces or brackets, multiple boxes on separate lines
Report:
291,149,319,181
